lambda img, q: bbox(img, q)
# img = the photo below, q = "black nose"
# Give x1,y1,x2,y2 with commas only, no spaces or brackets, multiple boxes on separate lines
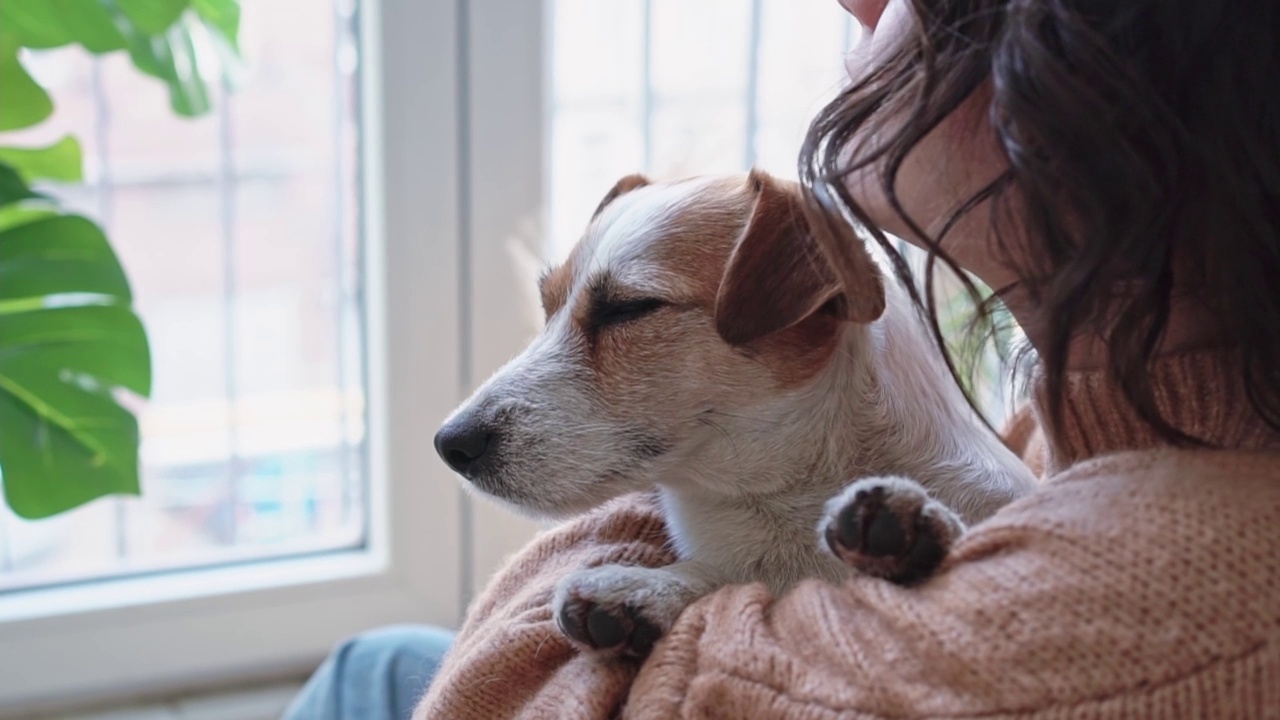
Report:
434,421,494,476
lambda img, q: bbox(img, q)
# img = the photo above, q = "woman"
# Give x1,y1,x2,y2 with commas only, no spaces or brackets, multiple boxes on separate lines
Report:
291,0,1280,717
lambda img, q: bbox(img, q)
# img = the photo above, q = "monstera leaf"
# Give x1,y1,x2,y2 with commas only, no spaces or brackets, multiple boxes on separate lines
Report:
0,152,151,522
0,0,241,518
0,0,242,123
0,136,83,183
0,32,54,132
0,135,149,523
0,200,152,519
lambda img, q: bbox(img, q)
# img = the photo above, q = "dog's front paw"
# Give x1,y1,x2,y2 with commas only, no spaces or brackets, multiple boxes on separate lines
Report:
552,565,693,659
819,476,964,584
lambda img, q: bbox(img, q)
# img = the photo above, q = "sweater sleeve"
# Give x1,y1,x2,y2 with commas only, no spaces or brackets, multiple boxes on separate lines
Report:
623,520,1056,718
414,491,676,720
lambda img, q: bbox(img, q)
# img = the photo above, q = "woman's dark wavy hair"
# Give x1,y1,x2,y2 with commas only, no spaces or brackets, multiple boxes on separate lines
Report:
800,0,1280,442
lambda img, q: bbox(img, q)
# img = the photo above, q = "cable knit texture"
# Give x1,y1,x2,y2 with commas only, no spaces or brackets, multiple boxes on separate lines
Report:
415,349,1280,719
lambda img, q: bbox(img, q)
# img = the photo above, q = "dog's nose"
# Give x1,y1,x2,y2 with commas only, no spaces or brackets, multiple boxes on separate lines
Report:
434,420,494,476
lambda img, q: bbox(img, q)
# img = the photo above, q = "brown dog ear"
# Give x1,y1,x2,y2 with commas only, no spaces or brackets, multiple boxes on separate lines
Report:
714,169,885,347
591,173,651,219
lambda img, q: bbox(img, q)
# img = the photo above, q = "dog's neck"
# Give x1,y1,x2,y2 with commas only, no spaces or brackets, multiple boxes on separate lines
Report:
857,289,1036,521
655,287,1034,592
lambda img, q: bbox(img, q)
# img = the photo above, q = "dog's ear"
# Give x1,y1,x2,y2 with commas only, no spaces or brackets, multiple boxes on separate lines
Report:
714,169,885,347
592,173,651,220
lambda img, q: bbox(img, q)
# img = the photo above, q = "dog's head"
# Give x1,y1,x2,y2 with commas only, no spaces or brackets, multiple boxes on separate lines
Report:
434,169,886,517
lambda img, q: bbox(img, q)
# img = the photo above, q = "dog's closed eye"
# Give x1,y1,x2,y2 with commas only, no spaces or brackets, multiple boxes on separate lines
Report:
592,297,667,328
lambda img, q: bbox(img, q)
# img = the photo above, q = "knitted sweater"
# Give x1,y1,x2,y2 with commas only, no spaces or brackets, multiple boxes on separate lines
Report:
415,350,1280,719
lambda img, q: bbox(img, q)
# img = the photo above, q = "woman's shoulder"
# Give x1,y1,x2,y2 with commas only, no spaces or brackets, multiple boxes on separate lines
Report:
955,446,1280,646
977,446,1280,547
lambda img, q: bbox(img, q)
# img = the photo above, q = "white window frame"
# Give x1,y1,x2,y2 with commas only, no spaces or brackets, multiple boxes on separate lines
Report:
0,0,547,713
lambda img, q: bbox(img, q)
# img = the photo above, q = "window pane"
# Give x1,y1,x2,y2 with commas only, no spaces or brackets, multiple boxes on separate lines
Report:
549,0,850,261
0,1,365,591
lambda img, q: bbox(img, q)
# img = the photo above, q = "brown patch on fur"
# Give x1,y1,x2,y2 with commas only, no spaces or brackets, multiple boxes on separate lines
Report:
592,173,651,220
715,170,881,347
539,261,574,319
648,183,750,304
754,311,845,388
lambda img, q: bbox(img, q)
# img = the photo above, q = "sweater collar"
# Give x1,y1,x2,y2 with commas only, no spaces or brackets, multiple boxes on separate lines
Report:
1032,348,1280,474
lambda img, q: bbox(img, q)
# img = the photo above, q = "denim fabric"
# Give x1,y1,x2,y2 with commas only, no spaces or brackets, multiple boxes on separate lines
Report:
281,625,454,720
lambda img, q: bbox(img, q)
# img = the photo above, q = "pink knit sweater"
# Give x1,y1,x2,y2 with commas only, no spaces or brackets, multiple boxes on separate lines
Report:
415,350,1280,719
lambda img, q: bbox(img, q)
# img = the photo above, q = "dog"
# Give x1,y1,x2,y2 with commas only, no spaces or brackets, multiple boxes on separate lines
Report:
434,169,1036,657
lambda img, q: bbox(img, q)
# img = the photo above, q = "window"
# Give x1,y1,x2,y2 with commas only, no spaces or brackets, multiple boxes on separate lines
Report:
1,0,365,594
0,0,464,713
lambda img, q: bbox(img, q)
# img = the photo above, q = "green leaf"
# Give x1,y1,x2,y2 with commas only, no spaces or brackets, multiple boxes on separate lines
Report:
0,203,58,231
114,0,190,35
0,163,43,207
60,0,130,53
192,0,239,48
0,1,75,49
0,304,151,519
0,34,54,131
0,304,151,395
0,388,141,518
120,15,212,116
0,0,129,53
0,137,84,183
0,215,132,303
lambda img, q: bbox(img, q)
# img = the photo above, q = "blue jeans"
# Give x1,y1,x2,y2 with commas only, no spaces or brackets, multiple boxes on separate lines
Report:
282,625,454,720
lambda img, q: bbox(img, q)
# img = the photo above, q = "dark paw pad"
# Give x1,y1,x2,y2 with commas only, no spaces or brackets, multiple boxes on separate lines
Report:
823,480,958,584
556,595,662,659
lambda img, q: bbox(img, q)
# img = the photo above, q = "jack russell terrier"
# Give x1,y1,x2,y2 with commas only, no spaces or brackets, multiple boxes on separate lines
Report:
435,169,1036,658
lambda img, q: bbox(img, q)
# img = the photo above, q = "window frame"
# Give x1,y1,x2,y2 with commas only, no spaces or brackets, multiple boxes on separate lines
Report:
0,0,548,712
